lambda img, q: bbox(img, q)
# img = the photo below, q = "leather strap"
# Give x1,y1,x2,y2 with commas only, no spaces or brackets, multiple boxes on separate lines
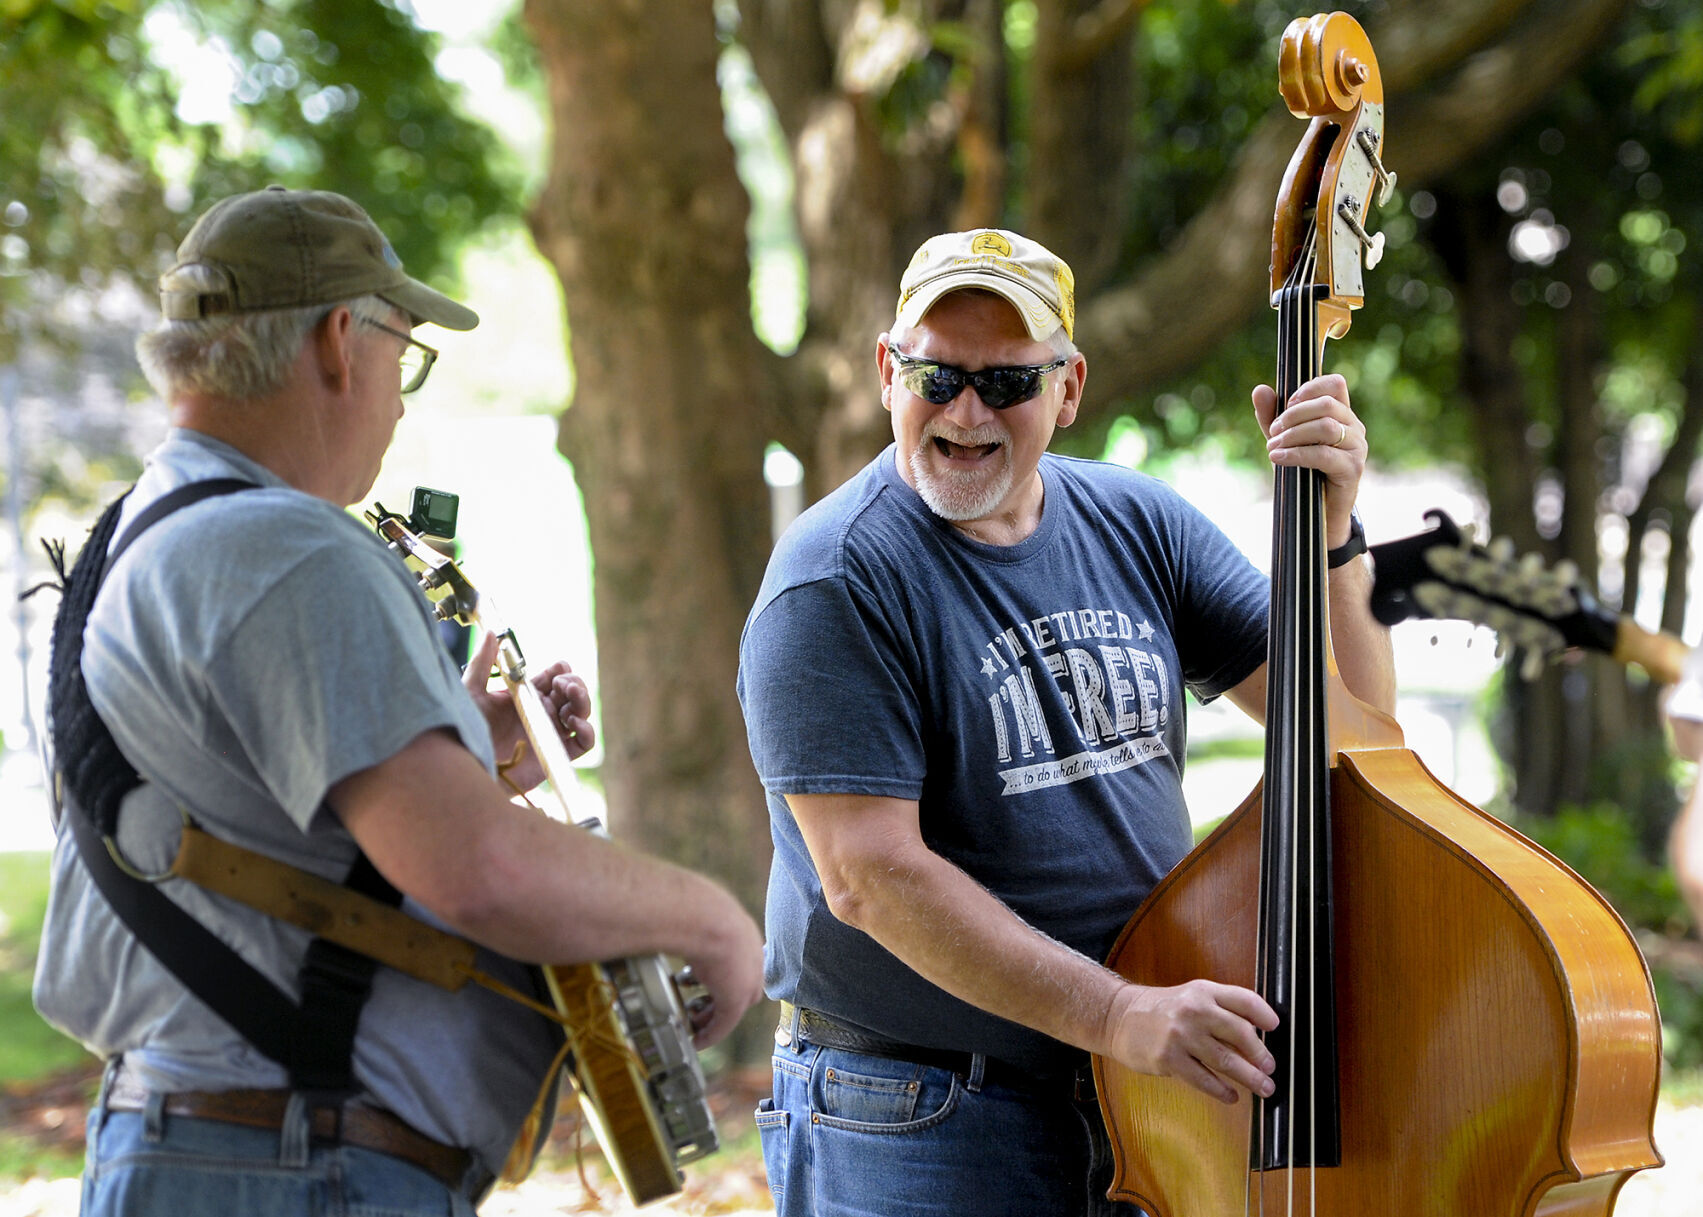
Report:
103,1080,473,1191
170,825,477,991
68,804,309,1073
1327,510,1367,569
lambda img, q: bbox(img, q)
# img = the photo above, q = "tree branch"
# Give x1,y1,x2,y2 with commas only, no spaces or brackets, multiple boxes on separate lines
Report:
1064,0,1144,70
1074,0,1632,418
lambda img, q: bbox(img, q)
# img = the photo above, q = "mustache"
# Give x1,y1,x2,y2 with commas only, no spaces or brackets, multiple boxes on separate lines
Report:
922,418,1009,446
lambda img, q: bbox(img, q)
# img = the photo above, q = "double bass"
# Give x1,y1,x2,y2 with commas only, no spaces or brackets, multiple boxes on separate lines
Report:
1093,12,1663,1216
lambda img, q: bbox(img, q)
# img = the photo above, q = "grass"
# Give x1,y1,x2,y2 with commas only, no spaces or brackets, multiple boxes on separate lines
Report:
0,854,94,1085
1,851,98,1182
0,1135,82,1182
1661,1065,1703,1107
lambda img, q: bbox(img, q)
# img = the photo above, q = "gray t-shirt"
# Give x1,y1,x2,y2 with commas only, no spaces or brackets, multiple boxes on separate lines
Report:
739,447,1270,1076
34,429,562,1176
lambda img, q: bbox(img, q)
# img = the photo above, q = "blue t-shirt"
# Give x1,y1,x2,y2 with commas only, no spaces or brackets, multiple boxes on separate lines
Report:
738,447,1269,1075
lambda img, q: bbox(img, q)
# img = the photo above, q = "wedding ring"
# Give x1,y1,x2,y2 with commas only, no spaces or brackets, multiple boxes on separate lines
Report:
1333,420,1349,448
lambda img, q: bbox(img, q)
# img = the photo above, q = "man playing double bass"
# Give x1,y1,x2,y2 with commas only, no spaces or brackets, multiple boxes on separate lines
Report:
737,227,1396,1214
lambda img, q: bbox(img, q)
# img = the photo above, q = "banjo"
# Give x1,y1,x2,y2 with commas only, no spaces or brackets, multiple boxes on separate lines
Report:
367,491,719,1204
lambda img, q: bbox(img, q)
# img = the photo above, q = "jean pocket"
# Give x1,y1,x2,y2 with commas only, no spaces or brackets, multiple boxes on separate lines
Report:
821,1065,920,1123
754,1099,789,1208
811,1054,959,1133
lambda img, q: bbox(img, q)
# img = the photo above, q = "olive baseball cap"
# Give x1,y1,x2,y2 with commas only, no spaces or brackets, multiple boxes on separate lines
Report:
158,186,478,331
894,228,1075,342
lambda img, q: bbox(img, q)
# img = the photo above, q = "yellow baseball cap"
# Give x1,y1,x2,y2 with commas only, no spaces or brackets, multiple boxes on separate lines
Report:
894,228,1075,342
158,186,478,331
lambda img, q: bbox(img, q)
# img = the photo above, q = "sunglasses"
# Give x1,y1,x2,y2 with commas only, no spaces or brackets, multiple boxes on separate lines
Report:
360,316,439,394
889,349,1069,410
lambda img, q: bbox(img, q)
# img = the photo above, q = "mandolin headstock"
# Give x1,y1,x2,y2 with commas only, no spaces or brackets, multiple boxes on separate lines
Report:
1367,508,1688,684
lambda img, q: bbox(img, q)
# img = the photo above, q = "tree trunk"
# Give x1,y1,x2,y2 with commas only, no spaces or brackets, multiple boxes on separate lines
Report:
1029,0,1135,294
523,1,777,931
1429,181,1570,815
1553,220,1610,812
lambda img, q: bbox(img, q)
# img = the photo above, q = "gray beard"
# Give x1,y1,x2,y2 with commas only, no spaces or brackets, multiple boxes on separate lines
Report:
907,439,1015,522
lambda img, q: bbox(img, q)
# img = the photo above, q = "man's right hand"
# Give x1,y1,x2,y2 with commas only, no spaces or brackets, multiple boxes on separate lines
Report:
1104,979,1279,1105
677,894,766,1049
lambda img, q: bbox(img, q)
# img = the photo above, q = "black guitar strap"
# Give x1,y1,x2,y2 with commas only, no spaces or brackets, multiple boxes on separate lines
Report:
47,479,402,1094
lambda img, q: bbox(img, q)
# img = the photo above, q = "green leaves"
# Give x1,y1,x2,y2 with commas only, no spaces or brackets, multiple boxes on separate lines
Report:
1,0,517,307
0,0,518,506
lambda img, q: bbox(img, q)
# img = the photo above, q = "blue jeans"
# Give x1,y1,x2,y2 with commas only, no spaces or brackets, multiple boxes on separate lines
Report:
757,1019,1146,1216
81,1077,481,1216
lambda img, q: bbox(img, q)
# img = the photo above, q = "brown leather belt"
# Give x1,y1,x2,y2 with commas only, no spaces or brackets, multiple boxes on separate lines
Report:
103,1081,473,1191
778,1002,1094,1100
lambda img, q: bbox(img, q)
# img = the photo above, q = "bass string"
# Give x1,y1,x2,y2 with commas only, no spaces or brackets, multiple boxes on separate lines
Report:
1302,228,1323,1217
1293,222,1326,1217
1251,219,1324,1217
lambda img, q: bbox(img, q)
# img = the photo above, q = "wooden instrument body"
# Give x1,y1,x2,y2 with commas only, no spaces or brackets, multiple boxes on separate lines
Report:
1096,746,1663,1217
545,960,684,1204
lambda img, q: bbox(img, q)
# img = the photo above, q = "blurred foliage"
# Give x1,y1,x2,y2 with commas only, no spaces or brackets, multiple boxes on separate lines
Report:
1038,0,1467,466
0,855,93,1085
0,0,518,318
1124,0,1322,262
1047,0,1700,498
1656,964,1703,1072
1519,802,1689,935
1517,801,1703,1069
0,0,520,514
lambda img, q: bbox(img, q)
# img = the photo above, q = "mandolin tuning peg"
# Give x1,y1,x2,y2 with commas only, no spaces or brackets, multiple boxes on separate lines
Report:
1488,536,1517,563
1552,559,1578,586
1520,649,1547,681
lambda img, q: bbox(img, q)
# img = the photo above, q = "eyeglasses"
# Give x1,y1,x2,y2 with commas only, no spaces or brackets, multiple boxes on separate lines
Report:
889,349,1069,410
360,317,439,394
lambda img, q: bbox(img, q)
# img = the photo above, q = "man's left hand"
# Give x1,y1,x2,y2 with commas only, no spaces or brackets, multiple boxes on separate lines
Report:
464,630,596,791
1254,372,1365,548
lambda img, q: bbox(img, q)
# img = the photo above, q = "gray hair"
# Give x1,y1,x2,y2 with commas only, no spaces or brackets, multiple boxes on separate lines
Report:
136,264,393,401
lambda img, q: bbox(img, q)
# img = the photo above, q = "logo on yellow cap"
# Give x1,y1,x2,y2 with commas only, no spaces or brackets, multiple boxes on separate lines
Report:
970,231,1013,258
1055,261,1076,338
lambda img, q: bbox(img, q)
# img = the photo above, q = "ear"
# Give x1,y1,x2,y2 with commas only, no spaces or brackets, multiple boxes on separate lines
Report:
876,333,896,413
312,306,356,395
1053,352,1087,429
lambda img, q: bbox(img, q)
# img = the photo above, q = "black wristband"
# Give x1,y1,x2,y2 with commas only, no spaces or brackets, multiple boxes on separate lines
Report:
1327,512,1366,569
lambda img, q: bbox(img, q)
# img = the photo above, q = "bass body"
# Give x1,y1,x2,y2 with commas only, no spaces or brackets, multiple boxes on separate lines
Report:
1098,748,1662,1215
